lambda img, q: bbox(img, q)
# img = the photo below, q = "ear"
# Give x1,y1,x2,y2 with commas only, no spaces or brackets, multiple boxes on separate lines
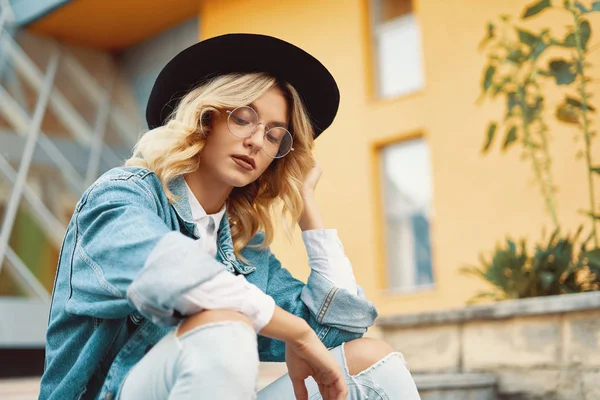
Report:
199,111,213,136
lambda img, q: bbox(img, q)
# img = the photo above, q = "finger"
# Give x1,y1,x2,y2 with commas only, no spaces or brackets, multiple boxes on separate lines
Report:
334,377,348,400
319,382,333,400
291,377,309,400
317,382,326,400
318,379,342,400
325,384,336,400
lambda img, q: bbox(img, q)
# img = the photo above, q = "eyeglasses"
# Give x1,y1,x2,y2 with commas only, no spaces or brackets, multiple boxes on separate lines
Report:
226,106,294,159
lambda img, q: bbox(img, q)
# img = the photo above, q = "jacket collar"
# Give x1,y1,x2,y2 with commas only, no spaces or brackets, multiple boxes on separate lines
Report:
168,175,255,275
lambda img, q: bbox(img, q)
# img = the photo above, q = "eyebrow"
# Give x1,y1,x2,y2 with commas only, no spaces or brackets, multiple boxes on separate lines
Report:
249,102,289,128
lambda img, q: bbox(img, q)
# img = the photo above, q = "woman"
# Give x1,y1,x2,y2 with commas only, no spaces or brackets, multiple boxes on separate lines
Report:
39,33,420,399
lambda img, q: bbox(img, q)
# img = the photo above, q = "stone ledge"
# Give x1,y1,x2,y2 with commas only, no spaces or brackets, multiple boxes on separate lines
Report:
377,292,600,328
413,373,497,390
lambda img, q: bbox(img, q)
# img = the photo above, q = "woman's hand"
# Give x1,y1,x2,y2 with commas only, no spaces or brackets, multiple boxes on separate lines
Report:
259,307,347,399
298,160,326,231
302,160,323,198
285,330,348,400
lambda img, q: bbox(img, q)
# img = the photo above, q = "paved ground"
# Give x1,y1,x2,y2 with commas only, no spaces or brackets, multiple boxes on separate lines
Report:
0,378,40,400
0,363,288,399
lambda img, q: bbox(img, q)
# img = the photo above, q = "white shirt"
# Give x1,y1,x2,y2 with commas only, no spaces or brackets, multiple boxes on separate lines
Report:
185,181,226,256
173,181,358,332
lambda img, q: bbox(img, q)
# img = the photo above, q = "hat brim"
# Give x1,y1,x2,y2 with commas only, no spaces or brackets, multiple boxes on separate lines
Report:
145,33,339,138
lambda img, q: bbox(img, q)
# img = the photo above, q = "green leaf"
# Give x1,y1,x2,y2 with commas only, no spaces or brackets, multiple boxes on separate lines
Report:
540,271,556,290
503,125,518,150
506,92,519,117
531,40,549,60
578,1,600,13
550,33,576,48
525,140,542,148
590,166,600,173
508,239,517,253
556,104,580,124
580,19,591,49
566,96,583,108
585,249,600,264
487,22,495,37
563,32,577,47
483,65,496,92
479,22,496,49
482,122,497,153
518,28,539,46
575,1,588,13
566,95,596,111
523,101,538,124
522,0,552,19
507,49,526,64
548,59,576,84
491,83,505,98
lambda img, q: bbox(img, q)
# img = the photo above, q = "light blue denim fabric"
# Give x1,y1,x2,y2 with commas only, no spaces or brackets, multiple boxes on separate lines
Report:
39,166,378,400
117,321,421,400
259,344,421,400
118,321,260,399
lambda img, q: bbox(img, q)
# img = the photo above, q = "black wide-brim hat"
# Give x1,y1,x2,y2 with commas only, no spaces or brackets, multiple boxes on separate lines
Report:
146,33,340,138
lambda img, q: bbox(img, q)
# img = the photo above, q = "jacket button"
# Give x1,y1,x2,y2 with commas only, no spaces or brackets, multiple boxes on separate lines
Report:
105,391,114,400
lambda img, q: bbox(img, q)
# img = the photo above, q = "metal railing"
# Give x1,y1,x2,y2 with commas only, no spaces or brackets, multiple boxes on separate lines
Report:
0,0,140,304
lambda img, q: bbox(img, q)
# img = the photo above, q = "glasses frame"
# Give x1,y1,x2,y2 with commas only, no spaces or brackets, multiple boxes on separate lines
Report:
226,106,295,159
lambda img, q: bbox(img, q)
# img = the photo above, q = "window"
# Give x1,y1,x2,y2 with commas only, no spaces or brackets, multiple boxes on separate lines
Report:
380,137,433,292
371,0,425,98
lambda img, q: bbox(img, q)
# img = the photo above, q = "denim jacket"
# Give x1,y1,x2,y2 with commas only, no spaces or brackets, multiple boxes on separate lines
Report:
39,166,378,400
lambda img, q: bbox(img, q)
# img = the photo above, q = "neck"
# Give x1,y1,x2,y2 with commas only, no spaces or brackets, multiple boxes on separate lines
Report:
184,170,232,214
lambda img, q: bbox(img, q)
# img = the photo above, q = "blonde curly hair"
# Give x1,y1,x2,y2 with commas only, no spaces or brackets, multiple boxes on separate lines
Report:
125,73,315,258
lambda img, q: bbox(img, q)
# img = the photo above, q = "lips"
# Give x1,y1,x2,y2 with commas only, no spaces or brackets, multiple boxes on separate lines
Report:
232,155,256,171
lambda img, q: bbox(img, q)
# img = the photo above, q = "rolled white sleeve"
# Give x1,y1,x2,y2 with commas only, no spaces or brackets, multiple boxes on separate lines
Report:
301,229,358,295
174,271,276,332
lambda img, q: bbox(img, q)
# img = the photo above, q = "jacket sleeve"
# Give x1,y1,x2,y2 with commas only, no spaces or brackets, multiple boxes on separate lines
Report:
65,176,226,326
257,249,378,361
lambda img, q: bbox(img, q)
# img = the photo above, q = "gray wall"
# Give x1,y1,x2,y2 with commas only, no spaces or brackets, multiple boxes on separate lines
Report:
117,17,199,128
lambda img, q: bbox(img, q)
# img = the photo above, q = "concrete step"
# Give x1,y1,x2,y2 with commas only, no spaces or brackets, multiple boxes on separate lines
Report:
414,373,498,400
0,378,40,400
0,371,498,399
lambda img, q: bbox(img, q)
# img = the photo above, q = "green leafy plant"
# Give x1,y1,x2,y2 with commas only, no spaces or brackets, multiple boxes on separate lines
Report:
461,228,600,302
479,12,559,229
527,0,600,247
471,0,600,302
480,0,600,243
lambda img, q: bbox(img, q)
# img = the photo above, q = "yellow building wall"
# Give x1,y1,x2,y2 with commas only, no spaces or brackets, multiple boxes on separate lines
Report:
200,0,600,317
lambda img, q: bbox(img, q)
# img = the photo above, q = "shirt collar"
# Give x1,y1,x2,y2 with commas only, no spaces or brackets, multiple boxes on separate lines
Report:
168,174,255,275
168,175,194,229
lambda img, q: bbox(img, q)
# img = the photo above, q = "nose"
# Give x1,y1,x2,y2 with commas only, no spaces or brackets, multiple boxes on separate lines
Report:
244,123,266,152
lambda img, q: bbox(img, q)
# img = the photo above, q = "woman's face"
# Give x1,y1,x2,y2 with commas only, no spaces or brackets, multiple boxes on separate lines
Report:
198,87,289,188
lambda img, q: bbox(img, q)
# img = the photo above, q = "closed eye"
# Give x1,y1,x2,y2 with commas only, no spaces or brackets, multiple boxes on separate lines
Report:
266,134,281,144
231,115,251,126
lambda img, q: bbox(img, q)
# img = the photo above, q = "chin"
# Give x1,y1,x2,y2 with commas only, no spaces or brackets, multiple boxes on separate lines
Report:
224,172,257,188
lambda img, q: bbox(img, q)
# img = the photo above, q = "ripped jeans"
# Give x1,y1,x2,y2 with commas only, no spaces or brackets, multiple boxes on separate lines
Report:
118,321,421,399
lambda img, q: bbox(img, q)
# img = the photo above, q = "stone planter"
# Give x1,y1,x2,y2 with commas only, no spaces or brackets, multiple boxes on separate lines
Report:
377,292,600,400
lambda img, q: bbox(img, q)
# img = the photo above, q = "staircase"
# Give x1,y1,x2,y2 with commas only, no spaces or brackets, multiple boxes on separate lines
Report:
413,373,497,400
0,0,141,353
